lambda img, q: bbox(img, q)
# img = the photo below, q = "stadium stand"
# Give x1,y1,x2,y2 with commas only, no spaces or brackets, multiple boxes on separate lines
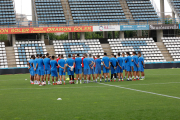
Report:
108,38,165,63
13,41,47,67
68,0,127,23
168,0,180,18
0,42,8,68
0,0,16,25
126,0,160,21
162,37,180,61
53,39,104,59
34,0,66,24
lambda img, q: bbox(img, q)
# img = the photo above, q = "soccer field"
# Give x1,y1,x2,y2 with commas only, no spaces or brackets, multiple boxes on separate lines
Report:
0,69,180,120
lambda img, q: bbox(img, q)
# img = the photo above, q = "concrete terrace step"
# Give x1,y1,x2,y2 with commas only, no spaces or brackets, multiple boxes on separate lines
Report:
119,0,134,20
5,47,16,68
156,42,173,61
61,0,74,25
101,44,112,57
46,45,55,56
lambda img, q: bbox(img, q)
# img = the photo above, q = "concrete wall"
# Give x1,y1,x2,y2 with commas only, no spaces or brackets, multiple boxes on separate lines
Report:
119,31,124,38
80,32,85,40
156,30,163,42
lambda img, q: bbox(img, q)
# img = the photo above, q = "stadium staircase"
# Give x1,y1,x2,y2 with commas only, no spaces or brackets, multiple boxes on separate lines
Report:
119,0,134,22
101,44,112,58
61,0,74,25
5,47,16,68
156,42,173,61
46,45,55,56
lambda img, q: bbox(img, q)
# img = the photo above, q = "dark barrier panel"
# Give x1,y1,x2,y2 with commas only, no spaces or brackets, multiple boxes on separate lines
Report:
0,63,180,75
0,68,29,75
99,38,108,44
145,63,180,69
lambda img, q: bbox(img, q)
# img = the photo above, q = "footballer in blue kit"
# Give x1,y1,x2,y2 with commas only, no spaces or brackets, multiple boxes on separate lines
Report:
102,53,110,82
83,54,91,83
125,52,132,81
122,52,127,79
50,56,58,85
89,54,95,82
117,53,124,81
58,54,66,84
110,54,117,82
34,54,39,84
28,55,35,84
132,52,139,80
66,54,75,83
75,54,82,84
95,55,102,82
36,54,44,84
43,53,51,84
138,52,145,80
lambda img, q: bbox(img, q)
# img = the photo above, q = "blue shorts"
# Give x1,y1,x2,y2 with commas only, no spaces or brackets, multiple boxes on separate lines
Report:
126,66,132,72
103,67,109,73
111,68,116,74
84,68,90,75
59,70,65,76
44,69,51,74
30,70,35,76
90,68,95,74
139,66,144,72
117,66,123,73
122,66,125,70
38,69,44,76
133,66,138,72
75,68,82,74
35,69,38,74
51,70,58,77
67,68,74,75
95,68,101,74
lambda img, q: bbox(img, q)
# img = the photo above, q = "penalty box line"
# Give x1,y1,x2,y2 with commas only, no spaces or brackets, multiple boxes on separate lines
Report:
98,83,180,100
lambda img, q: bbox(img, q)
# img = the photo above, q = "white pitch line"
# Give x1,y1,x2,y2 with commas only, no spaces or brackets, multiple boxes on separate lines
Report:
0,86,106,91
145,74,180,76
98,83,180,100
118,82,180,86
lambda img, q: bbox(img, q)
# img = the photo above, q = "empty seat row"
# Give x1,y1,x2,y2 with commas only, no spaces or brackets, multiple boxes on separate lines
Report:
108,38,165,63
14,41,47,67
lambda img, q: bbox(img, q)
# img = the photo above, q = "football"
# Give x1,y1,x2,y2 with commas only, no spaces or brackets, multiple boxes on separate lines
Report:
57,81,62,85
42,82,46,86
69,80,73,84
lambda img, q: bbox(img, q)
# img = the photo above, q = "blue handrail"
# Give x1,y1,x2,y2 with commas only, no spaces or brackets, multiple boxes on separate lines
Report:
0,18,178,28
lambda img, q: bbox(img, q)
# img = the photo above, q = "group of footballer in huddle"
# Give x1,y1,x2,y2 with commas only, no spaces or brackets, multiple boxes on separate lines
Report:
28,51,145,85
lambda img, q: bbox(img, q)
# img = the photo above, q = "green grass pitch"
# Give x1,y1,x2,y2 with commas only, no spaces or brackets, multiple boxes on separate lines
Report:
0,69,180,120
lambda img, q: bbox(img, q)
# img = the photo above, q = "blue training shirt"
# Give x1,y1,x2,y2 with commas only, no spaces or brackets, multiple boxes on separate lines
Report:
66,58,75,67
125,56,132,66
83,58,90,69
138,57,144,67
75,57,82,69
122,57,126,67
95,58,101,70
58,59,66,71
50,60,58,71
34,58,38,69
132,55,139,67
37,58,44,69
110,57,117,68
43,58,51,70
89,58,94,68
102,56,110,68
117,57,123,67
29,59,34,71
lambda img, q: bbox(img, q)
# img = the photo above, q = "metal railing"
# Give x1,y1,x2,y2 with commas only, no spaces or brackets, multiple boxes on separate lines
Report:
150,0,160,17
0,18,178,28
